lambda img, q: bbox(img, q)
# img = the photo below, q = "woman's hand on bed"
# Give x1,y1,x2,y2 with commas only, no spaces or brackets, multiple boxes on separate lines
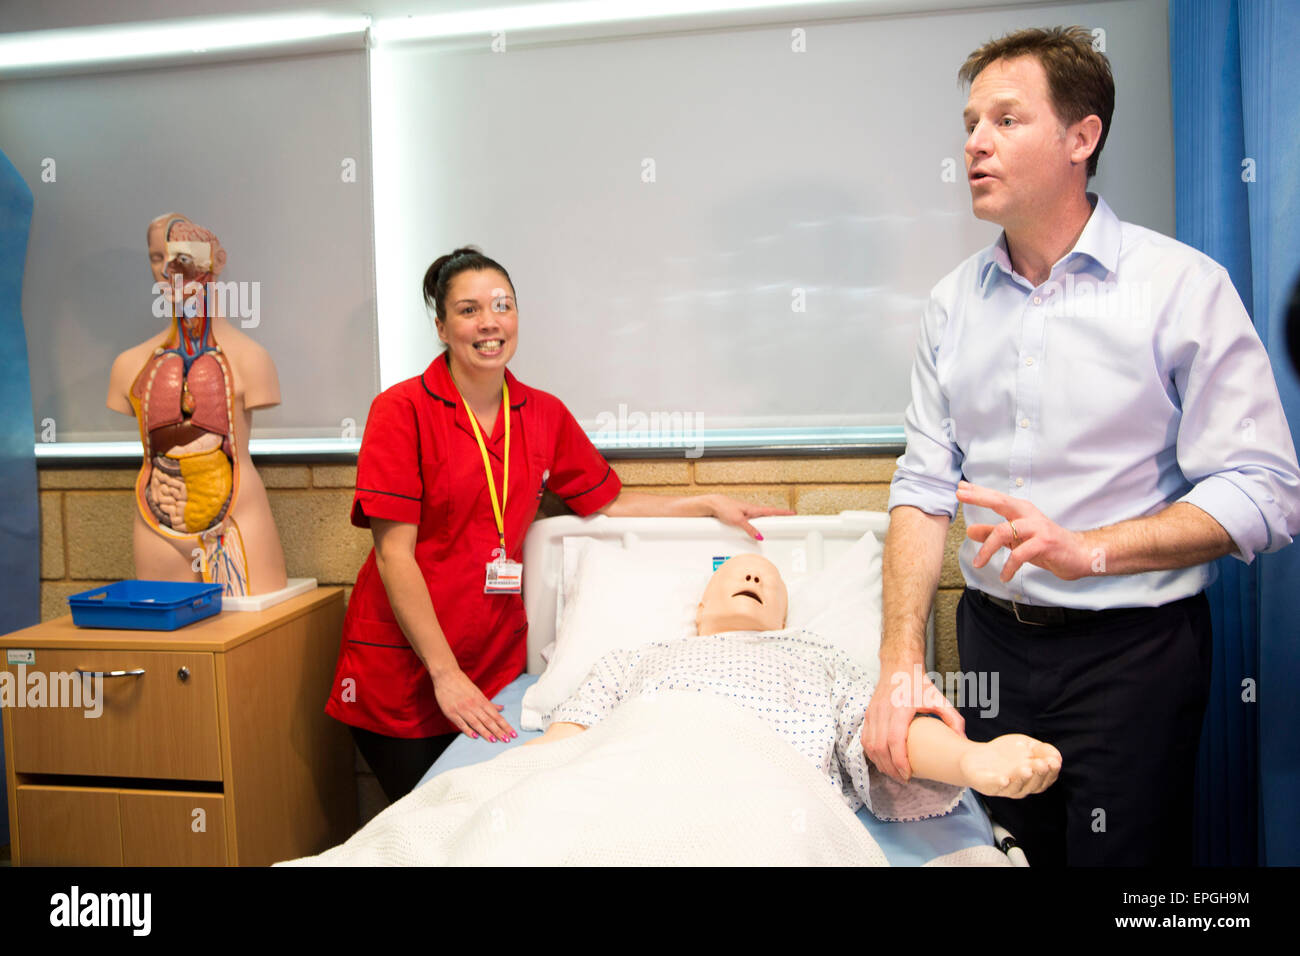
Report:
430,667,517,742
959,734,1062,798
706,494,795,540
598,490,793,540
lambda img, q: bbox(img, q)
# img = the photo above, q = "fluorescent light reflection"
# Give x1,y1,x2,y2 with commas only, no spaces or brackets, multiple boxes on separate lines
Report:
372,0,865,42
0,13,370,71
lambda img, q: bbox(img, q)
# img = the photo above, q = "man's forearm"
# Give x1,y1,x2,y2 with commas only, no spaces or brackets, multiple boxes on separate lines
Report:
1080,501,1233,576
881,505,950,667
960,482,1239,582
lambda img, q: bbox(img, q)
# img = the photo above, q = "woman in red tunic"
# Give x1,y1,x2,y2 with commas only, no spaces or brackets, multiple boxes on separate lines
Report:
326,248,787,801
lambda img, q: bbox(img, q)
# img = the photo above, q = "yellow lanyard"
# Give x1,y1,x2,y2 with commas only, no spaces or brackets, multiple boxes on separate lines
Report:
454,380,510,556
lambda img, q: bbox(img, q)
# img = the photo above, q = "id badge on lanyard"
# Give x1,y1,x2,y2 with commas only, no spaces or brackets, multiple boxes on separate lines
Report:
485,548,523,595
454,378,524,595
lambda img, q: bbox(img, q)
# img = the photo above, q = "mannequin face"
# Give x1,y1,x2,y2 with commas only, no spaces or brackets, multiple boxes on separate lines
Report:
147,221,176,287
436,268,518,382
695,554,788,636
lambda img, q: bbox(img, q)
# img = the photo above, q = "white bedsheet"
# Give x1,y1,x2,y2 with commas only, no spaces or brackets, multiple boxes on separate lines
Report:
284,691,890,866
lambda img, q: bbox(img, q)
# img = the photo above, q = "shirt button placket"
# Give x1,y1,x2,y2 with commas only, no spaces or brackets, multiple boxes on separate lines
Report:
1011,291,1043,497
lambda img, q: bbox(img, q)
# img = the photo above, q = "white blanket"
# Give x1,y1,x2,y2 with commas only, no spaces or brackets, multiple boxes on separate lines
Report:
284,691,891,866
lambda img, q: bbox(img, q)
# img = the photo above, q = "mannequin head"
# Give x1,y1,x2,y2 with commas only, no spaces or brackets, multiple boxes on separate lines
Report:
695,554,788,636
147,213,191,287
147,214,227,290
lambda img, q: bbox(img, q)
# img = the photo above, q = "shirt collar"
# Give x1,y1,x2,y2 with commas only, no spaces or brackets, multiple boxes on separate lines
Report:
421,351,526,411
979,192,1120,291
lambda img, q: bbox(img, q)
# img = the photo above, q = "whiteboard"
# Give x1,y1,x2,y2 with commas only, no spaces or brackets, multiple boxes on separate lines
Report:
372,0,1173,441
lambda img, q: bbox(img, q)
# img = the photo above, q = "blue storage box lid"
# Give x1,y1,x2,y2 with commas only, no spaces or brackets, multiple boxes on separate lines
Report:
68,580,224,609
66,580,224,630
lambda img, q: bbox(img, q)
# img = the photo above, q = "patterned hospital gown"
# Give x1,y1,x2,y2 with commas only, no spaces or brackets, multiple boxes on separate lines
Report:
548,628,964,821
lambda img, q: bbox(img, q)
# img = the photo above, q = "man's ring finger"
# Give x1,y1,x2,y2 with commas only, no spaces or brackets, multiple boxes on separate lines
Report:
1008,520,1021,545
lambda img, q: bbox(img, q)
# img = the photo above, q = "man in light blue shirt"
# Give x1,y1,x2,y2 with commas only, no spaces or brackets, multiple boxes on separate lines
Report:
863,26,1300,866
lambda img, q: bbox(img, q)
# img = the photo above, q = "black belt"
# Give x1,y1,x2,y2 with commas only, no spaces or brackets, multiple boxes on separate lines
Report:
971,588,1135,628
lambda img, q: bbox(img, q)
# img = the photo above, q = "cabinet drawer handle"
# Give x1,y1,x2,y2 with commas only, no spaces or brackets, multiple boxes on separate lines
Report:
74,668,146,678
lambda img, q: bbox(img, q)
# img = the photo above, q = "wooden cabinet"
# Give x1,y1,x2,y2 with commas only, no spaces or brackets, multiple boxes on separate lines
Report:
1,587,356,866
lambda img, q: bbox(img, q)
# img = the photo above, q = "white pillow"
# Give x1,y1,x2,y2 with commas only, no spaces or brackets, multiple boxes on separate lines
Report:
520,529,885,730
785,530,883,685
519,537,713,730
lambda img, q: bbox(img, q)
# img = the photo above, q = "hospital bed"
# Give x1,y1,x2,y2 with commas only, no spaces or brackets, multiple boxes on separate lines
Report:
413,510,1025,867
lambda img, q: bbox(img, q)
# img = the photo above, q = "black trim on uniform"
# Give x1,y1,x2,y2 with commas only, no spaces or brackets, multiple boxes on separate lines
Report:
562,464,612,502
346,639,416,651
356,486,423,502
422,353,528,409
421,354,458,406
420,375,457,408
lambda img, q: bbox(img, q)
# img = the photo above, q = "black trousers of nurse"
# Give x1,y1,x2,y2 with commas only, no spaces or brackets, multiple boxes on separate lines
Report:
956,588,1213,867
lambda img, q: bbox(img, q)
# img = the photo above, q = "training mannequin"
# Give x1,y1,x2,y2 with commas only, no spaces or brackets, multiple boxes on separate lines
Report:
107,213,287,596
531,554,1062,805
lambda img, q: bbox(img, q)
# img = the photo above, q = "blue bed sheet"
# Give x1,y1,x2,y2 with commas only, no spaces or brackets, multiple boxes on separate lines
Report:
417,674,999,866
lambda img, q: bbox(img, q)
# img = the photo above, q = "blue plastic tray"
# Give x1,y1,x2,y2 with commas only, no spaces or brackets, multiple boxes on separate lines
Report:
67,580,224,631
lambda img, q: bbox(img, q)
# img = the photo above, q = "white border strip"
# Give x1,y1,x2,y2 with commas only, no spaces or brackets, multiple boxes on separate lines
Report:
0,13,371,74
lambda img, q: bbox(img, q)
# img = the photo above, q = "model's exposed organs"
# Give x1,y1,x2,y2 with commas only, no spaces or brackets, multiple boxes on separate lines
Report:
138,351,234,533
130,334,248,595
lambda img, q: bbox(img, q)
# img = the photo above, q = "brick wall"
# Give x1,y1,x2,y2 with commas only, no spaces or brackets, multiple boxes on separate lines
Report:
37,456,969,825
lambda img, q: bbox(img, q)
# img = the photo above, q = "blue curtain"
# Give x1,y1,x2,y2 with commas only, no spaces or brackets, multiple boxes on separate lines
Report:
1171,0,1300,866
0,148,39,848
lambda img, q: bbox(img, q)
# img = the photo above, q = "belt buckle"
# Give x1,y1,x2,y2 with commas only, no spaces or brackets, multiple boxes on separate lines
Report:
1011,601,1049,627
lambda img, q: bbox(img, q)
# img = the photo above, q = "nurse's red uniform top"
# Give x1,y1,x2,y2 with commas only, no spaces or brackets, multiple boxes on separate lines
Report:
326,353,621,737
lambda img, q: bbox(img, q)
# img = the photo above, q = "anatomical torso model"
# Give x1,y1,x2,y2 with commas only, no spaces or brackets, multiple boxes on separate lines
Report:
107,215,287,596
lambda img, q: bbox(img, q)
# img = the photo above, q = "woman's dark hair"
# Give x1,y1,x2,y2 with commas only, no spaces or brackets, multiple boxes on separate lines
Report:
422,246,515,322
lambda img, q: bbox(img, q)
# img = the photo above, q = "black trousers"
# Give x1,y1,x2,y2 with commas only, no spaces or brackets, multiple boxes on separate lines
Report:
350,726,457,804
956,587,1212,867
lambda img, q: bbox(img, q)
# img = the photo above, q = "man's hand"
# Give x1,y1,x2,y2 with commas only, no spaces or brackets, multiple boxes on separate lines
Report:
863,662,965,783
957,480,1093,582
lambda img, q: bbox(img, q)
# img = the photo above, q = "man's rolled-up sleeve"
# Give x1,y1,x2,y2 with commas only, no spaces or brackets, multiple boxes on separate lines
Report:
888,295,964,519
1166,267,1300,563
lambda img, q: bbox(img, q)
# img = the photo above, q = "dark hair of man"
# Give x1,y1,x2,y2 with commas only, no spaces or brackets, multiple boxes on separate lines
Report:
958,25,1115,178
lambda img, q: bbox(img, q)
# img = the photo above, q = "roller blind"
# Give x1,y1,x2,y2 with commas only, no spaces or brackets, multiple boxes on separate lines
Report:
371,0,1173,447
1,47,376,445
